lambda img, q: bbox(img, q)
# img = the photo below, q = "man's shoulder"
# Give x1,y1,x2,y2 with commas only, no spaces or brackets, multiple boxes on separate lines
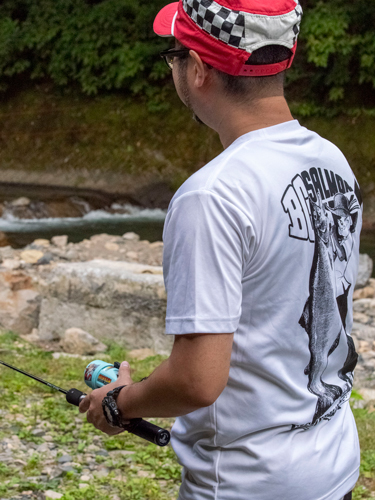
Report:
170,135,262,206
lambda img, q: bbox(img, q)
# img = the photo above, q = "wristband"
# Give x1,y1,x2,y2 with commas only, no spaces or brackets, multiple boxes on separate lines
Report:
102,385,127,428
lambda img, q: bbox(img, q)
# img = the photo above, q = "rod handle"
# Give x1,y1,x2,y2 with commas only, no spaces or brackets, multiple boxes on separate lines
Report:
125,418,170,447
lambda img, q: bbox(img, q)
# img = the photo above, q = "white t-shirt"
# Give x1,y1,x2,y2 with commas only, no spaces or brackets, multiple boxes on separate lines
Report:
162,120,362,500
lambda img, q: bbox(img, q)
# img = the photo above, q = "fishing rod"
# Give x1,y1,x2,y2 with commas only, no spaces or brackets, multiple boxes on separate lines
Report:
0,358,170,447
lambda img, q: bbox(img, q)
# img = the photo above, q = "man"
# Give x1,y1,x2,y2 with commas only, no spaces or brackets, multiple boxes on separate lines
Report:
80,1,362,499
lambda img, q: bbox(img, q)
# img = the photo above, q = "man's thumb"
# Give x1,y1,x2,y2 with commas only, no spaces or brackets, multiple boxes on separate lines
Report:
118,361,132,382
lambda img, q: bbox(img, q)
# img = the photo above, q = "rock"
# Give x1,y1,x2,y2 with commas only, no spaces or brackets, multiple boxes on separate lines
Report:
52,352,91,360
95,467,109,478
21,328,41,344
51,235,68,248
122,232,140,241
137,470,154,478
105,242,120,252
0,270,41,335
0,232,10,248
126,251,138,260
20,250,44,264
353,286,375,300
353,299,375,316
352,321,375,342
60,327,107,355
31,429,45,437
80,474,92,482
95,450,108,456
11,197,31,207
358,340,371,353
45,491,63,499
353,311,370,324
149,241,163,249
37,253,55,266
57,454,72,463
37,260,171,352
36,443,49,453
128,348,156,360
358,388,375,404
60,464,75,473
355,254,374,289
32,239,50,247
1,259,22,270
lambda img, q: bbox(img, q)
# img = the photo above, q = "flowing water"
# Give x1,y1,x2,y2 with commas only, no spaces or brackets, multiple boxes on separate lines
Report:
0,204,166,247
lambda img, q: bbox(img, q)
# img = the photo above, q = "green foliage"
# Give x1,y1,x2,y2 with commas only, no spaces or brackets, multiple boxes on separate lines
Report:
0,0,169,97
289,0,375,114
132,444,182,481
0,0,373,114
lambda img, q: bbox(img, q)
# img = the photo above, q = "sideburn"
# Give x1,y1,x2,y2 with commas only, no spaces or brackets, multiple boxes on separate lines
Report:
177,57,205,126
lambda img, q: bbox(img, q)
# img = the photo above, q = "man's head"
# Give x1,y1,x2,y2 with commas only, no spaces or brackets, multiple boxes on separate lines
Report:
154,0,303,140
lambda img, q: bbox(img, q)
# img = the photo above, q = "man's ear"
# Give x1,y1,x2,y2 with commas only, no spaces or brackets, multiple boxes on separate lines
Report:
189,50,211,88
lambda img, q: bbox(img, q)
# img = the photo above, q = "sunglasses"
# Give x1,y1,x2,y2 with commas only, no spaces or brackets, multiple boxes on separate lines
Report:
160,48,191,70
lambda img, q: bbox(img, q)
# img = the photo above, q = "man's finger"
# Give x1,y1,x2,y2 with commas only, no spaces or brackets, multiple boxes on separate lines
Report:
79,394,91,413
117,361,133,384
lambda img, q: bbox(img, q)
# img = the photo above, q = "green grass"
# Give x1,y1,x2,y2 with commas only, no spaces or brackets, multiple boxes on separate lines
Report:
0,330,375,499
0,330,179,499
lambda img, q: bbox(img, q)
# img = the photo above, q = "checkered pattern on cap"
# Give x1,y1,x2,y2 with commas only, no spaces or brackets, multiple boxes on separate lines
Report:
182,0,302,52
184,0,245,49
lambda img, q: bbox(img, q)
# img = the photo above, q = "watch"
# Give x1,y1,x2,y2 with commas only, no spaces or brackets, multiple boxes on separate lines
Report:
102,385,127,428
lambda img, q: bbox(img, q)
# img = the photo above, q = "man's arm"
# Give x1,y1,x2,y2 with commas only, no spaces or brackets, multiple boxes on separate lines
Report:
79,332,234,433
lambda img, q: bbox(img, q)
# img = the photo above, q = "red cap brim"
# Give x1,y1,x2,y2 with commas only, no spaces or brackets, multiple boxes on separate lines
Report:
153,2,179,37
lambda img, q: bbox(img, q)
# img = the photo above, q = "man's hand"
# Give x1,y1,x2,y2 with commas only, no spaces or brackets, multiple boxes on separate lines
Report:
79,361,133,435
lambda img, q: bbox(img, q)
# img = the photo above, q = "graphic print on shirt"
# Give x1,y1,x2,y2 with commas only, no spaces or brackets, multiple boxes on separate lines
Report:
281,167,362,429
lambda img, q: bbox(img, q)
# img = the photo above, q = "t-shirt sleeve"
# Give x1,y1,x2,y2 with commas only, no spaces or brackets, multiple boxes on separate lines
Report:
162,190,252,335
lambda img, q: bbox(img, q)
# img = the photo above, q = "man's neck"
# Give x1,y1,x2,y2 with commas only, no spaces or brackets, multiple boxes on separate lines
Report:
215,96,294,149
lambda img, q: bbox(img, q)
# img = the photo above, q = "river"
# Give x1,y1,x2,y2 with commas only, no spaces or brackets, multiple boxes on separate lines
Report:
0,205,166,247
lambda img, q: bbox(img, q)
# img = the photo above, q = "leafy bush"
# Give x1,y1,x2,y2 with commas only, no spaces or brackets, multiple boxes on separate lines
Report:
290,0,375,114
0,0,374,114
0,0,170,97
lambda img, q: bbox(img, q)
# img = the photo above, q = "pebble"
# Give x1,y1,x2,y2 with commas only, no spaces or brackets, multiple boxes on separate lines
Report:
51,235,68,248
105,242,120,251
32,239,50,247
95,467,110,478
122,232,140,241
80,474,92,482
126,251,138,260
1,259,22,270
95,449,109,456
31,429,45,437
45,491,63,499
37,252,55,265
20,250,44,264
57,454,72,463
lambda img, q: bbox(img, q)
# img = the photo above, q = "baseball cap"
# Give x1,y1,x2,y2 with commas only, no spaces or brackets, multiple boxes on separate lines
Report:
154,0,303,76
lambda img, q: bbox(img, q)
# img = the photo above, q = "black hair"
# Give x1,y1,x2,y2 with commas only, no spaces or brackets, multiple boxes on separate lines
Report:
215,45,292,101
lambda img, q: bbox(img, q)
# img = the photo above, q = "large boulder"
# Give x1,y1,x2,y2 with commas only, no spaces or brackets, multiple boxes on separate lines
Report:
37,260,171,354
